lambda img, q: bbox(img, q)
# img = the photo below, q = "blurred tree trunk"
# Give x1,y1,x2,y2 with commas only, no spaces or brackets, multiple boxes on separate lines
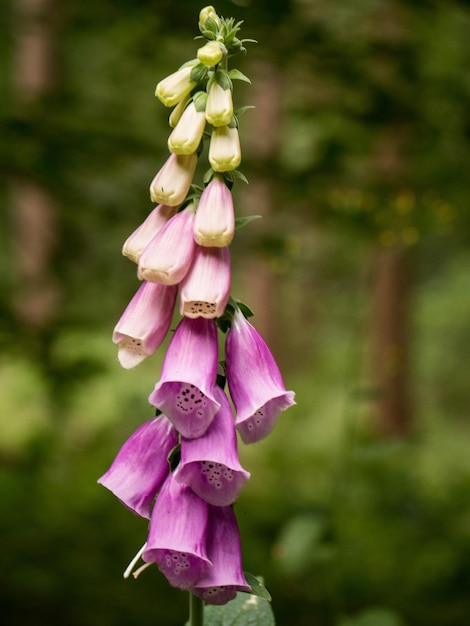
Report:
370,243,412,436
239,60,282,350
11,0,61,327
370,121,413,437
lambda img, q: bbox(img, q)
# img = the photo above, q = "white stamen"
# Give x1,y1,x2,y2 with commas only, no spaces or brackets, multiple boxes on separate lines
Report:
123,543,147,579
132,562,153,579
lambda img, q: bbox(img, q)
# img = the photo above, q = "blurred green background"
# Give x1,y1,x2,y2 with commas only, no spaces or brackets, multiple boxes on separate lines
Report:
1,0,470,625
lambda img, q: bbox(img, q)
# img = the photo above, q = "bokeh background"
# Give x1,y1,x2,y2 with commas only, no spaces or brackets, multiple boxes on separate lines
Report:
2,1,470,625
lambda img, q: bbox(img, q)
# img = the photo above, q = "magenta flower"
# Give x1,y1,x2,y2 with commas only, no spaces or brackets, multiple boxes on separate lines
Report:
179,245,231,319
226,308,296,444
194,176,235,247
122,204,176,263
112,281,178,369
143,472,212,589
176,386,250,506
138,205,196,285
191,504,250,605
97,415,178,519
149,316,220,438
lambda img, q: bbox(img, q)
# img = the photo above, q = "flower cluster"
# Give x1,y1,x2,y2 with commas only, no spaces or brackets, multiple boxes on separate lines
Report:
99,6,295,606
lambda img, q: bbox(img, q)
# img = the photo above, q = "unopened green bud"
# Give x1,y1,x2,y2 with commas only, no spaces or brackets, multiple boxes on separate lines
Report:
199,6,219,31
197,41,224,67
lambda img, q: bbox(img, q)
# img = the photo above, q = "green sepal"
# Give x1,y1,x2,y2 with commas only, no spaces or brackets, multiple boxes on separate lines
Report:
235,215,262,229
228,68,251,84
203,167,215,184
193,91,208,112
216,361,226,389
190,62,209,83
215,69,233,91
179,58,199,70
225,169,249,185
235,105,256,118
235,299,255,319
243,573,272,601
202,16,219,36
167,444,181,472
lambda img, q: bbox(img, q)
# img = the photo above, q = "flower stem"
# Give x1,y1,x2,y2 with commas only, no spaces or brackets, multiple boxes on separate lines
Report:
189,592,204,626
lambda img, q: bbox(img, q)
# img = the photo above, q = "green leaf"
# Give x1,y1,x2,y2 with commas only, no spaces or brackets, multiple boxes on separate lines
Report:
228,69,251,84
235,215,262,229
243,573,272,601
185,589,275,626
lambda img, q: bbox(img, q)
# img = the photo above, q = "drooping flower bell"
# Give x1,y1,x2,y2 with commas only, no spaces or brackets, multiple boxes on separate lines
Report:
149,316,220,438
191,504,250,605
138,205,196,285
209,125,241,172
176,386,250,506
112,281,178,368
193,176,235,247
150,152,198,206
122,204,177,263
226,308,296,444
205,81,233,127
143,472,212,589
97,415,178,519
155,65,197,108
179,245,231,319
168,101,206,155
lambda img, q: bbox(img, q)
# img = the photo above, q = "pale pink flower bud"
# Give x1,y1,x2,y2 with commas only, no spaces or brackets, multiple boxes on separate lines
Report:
168,102,206,155
155,66,196,107
150,152,197,206
194,177,235,247
180,246,231,319
138,206,196,285
122,204,176,263
205,82,233,127
113,281,177,368
209,126,241,172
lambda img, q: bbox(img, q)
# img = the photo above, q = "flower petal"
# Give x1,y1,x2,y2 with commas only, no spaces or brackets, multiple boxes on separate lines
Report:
176,386,250,506
97,415,178,519
179,246,231,319
191,505,250,604
226,309,295,443
143,472,212,589
149,317,220,438
113,281,177,368
138,206,196,285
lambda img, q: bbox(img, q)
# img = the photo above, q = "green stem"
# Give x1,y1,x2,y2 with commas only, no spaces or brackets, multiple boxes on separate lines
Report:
189,592,204,626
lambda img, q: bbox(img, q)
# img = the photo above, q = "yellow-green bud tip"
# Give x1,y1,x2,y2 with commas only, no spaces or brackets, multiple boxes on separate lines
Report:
197,41,224,67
